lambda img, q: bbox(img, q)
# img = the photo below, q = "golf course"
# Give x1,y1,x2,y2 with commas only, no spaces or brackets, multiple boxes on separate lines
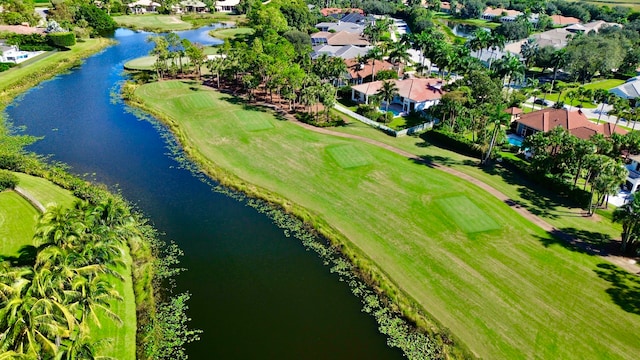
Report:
132,80,640,359
0,173,136,359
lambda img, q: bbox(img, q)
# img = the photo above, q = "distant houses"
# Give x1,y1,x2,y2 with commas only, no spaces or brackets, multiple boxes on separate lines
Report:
481,7,523,22
215,0,240,13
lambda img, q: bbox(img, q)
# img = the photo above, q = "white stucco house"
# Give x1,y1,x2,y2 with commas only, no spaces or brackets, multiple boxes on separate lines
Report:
215,0,240,13
351,78,445,114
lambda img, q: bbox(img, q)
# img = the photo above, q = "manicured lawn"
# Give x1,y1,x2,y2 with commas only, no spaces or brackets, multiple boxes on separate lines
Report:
113,14,192,31
0,39,113,107
13,172,75,209
583,79,626,91
136,80,640,359
0,191,39,256
0,173,136,359
208,26,254,40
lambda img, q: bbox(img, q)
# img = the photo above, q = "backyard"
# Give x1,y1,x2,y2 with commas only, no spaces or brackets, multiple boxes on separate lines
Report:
134,80,640,359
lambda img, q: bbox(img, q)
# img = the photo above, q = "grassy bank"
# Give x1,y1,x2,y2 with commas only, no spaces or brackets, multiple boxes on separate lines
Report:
208,26,254,40
0,38,114,109
131,80,640,359
0,173,136,359
114,13,244,32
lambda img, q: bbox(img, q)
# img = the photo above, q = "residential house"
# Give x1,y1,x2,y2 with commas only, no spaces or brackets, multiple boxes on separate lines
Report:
0,43,25,63
320,7,364,17
481,7,523,22
514,108,627,139
625,154,640,193
311,31,369,46
128,0,160,14
610,76,640,99
215,0,239,13
505,107,523,123
344,57,396,84
311,44,372,60
550,14,581,26
179,0,207,13
566,20,620,34
315,21,365,34
0,24,45,35
351,78,446,114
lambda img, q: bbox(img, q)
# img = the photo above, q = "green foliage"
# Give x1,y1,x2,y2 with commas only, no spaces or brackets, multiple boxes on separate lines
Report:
75,4,118,36
375,69,398,80
47,32,76,48
1,33,54,51
0,62,16,72
0,169,19,190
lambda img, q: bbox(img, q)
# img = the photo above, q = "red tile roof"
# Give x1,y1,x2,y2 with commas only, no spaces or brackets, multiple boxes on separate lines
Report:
345,58,395,80
550,14,581,26
505,107,523,115
311,31,369,46
320,7,364,16
351,78,446,102
517,108,627,139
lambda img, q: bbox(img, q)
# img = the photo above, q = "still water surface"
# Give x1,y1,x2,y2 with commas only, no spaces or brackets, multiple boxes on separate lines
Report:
6,27,404,359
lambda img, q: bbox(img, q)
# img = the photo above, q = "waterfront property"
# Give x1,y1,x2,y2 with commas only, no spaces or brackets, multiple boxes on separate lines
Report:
351,78,445,114
133,80,640,359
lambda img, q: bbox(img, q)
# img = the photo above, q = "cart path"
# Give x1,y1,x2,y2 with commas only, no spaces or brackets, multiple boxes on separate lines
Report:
267,105,640,275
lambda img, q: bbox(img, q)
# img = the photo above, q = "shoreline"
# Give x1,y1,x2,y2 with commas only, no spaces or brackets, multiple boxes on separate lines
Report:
124,83,471,358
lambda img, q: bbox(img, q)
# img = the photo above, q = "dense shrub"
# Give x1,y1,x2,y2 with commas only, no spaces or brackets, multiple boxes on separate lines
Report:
0,169,19,190
47,32,76,48
75,4,117,35
422,129,482,158
0,62,16,72
296,111,346,127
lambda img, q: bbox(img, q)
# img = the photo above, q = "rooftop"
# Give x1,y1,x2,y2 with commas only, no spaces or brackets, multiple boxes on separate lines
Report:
351,78,446,102
517,108,627,139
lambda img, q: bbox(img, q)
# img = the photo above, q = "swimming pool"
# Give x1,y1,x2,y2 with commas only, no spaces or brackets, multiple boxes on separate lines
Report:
507,134,523,147
380,106,403,117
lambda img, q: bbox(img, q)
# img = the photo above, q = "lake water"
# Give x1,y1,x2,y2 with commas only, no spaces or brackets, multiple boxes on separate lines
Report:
5,27,404,359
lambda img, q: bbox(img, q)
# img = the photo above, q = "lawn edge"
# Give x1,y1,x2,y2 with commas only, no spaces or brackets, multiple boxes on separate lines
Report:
126,81,475,359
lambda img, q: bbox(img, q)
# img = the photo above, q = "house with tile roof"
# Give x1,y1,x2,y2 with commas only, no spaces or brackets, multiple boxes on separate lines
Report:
515,108,627,140
481,7,523,22
215,0,240,13
550,14,581,26
311,31,369,46
344,58,396,84
351,78,446,113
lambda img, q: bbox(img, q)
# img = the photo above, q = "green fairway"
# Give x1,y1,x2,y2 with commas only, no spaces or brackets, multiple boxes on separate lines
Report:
208,26,254,40
0,174,135,359
113,14,192,31
135,80,640,359
0,191,39,256
327,144,373,168
435,195,501,233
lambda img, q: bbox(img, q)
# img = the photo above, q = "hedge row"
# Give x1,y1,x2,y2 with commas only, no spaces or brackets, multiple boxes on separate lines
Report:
423,129,591,207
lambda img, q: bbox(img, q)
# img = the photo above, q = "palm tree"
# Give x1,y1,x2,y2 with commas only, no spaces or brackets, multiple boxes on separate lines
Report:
468,29,491,60
549,48,566,88
611,97,630,132
482,103,511,165
487,33,506,70
365,47,384,82
526,78,540,109
376,80,399,123
146,36,169,80
593,89,609,124
565,89,578,111
388,41,412,78
613,195,640,254
540,82,553,106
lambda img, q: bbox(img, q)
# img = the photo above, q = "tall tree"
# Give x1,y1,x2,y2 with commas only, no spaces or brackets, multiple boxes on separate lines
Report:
376,80,399,123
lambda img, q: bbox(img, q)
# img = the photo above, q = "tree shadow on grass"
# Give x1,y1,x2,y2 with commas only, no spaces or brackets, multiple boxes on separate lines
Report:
219,95,270,113
0,245,37,267
538,228,614,257
594,263,640,315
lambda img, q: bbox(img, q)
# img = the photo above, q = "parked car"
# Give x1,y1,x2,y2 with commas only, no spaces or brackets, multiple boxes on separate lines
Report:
534,99,549,106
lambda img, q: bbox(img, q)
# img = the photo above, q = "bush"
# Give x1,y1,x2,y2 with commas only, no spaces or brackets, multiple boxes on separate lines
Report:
47,32,76,48
0,62,16,72
422,129,482,158
0,169,19,191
